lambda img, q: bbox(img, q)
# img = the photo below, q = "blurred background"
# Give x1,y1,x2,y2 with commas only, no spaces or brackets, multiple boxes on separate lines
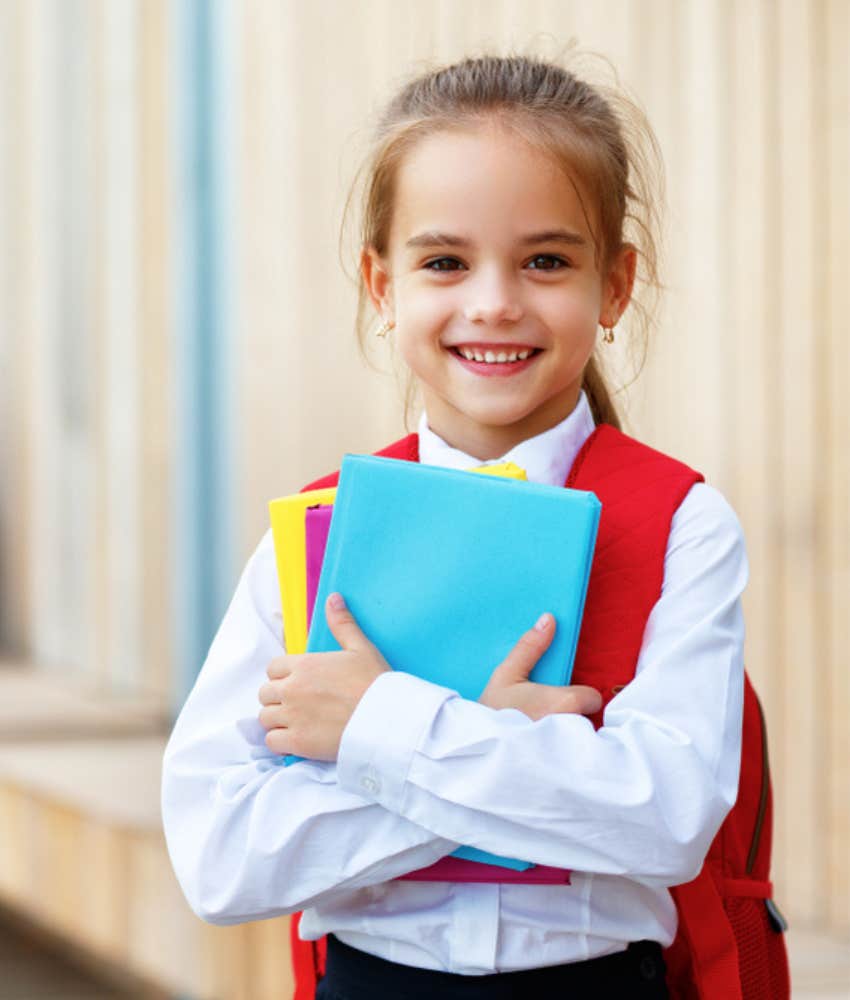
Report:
1,0,848,997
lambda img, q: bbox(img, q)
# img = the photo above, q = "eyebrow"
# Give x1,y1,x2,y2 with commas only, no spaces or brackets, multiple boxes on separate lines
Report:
404,228,589,250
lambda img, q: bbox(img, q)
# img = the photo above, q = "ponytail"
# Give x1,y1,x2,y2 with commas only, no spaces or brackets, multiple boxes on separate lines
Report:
582,356,622,430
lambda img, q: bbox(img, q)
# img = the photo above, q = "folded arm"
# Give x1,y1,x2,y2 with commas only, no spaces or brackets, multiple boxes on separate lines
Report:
160,530,457,926
334,483,748,889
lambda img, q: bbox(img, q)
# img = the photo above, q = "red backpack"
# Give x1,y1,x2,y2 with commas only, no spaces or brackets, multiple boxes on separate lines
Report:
289,426,789,999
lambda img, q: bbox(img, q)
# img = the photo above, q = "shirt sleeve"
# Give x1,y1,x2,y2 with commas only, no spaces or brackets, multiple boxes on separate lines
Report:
336,482,747,889
160,528,457,926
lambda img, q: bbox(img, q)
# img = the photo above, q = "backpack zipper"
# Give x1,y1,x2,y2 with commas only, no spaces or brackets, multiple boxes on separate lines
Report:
746,695,770,874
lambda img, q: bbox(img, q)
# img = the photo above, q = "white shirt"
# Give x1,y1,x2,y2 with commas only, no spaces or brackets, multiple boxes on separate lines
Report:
160,390,747,975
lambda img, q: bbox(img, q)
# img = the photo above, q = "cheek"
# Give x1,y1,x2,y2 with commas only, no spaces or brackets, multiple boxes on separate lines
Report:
395,329,438,380
395,298,453,365
395,333,418,373
546,287,599,326
545,299,601,354
399,288,452,328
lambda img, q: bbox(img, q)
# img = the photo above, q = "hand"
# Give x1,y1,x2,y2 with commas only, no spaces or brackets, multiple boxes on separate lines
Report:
479,613,602,721
257,593,391,761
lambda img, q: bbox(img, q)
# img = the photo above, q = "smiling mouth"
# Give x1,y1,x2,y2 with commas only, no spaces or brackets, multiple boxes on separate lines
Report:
448,346,543,364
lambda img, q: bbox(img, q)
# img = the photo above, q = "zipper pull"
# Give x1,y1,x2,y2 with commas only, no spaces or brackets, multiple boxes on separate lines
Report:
765,898,789,933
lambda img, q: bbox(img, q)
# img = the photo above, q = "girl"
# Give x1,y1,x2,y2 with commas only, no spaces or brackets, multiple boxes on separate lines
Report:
162,54,785,998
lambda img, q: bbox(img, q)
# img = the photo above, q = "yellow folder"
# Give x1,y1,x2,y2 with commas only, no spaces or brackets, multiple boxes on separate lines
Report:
468,461,526,481
268,462,526,652
268,488,337,653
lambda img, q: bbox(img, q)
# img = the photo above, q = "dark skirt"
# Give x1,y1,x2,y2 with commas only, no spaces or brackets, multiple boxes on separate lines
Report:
316,933,669,1000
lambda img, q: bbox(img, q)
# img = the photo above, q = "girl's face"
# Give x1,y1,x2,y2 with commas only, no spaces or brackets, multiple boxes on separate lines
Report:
363,123,635,459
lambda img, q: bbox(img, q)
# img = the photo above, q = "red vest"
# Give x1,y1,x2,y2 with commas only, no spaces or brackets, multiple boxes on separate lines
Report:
290,424,789,1000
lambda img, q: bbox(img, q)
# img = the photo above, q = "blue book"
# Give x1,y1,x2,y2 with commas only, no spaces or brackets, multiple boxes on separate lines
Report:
301,454,601,871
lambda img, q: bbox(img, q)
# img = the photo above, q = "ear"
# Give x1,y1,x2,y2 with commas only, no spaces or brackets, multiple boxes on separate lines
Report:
360,244,394,323
599,243,637,328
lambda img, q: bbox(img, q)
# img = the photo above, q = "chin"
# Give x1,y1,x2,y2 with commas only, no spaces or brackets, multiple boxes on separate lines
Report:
458,404,538,430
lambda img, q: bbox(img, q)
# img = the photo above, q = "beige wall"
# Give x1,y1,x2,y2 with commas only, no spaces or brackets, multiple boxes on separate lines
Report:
1,0,847,937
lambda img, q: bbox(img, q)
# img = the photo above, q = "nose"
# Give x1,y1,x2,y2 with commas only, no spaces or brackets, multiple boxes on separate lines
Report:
462,268,524,326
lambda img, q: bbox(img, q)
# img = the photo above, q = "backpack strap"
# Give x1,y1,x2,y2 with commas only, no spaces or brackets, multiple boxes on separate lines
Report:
567,424,704,726
667,870,744,1000
290,911,326,1000
301,433,419,492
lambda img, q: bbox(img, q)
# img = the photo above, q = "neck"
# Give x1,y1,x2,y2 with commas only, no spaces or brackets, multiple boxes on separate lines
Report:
422,386,582,462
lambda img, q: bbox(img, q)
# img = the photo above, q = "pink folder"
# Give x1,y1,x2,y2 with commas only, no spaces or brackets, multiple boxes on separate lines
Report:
305,505,333,624
396,858,570,884
304,501,572,887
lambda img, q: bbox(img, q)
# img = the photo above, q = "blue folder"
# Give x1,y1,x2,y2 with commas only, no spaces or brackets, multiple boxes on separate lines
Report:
301,454,601,871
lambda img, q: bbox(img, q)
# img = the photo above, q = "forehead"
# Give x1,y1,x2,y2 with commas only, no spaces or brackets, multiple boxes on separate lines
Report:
390,124,595,250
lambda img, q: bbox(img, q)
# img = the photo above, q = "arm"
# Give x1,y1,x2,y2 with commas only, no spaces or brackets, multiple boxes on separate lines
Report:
160,529,457,926
333,483,747,888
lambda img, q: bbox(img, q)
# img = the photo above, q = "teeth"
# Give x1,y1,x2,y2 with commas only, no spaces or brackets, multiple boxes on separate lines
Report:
457,347,535,364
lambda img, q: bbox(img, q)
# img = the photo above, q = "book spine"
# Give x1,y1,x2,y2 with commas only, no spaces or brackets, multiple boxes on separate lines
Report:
306,459,355,653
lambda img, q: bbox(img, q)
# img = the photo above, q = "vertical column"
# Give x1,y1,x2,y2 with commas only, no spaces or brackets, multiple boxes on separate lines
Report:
620,0,680,439
775,0,820,924
0,0,31,655
138,0,175,702
25,0,64,670
237,0,301,548
95,0,142,694
824,0,850,935
169,0,236,710
672,0,726,478
727,0,774,729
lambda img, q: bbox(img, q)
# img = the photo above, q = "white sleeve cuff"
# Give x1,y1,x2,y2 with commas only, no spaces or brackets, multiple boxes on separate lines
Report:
337,671,457,812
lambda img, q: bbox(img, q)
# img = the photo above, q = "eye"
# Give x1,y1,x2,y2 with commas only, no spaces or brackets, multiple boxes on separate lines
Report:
527,254,569,271
422,254,569,272
423,257,465,272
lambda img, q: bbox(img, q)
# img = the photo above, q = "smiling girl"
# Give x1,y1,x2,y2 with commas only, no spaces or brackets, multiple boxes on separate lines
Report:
162,55,788,1000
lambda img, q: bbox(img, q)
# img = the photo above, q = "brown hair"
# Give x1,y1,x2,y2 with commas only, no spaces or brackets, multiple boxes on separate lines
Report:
340,51,664,432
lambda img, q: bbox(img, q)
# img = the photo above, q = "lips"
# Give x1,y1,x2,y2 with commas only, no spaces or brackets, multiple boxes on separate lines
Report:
448,344,542,376
448,343,542,360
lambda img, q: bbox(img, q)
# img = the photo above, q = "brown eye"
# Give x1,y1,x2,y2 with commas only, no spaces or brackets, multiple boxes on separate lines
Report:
528,255,568,270
424,257,464,271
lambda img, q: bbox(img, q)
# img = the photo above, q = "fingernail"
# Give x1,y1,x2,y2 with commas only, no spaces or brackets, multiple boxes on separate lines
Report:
328,592,345,610
534,612,552,632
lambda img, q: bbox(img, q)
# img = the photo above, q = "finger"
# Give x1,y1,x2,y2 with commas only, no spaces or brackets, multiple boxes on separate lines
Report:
559,685,603,716
264,727,291,755
267,657,292,680
258,705,286,731
258,681,283,706
325,593,374,653
494,613,556,684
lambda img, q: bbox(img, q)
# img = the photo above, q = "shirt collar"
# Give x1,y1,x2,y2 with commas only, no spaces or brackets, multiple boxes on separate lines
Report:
416,390,597,488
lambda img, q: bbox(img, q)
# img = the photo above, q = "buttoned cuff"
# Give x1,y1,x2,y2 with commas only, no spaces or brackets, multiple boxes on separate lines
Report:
337,671,457,813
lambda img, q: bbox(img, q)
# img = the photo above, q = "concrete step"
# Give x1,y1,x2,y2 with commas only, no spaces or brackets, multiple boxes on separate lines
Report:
0,666,294,1000
0,903,171,999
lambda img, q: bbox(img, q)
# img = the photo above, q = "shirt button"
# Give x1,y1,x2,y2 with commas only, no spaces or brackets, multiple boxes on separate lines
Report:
639,954,658,980
360,776,380,795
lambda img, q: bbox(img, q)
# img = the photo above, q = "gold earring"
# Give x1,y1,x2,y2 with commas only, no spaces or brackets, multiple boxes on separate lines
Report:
602,325,615,344
376,319,395,338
